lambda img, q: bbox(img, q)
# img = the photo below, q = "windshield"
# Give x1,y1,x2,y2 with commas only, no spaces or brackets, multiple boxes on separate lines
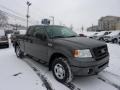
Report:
46,26,78,38
93,33,98,36
96,32,105,36
107,31,120,36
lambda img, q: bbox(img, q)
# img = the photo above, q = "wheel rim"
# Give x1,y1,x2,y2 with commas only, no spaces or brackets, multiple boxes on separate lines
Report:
16,47,20,56
54,63,65,80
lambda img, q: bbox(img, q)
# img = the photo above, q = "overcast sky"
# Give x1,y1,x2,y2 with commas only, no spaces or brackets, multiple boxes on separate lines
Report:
0,0,120,31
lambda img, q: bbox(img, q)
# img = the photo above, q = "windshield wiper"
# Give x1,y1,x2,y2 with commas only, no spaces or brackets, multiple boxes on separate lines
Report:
67,35,77,38
52,36,65,38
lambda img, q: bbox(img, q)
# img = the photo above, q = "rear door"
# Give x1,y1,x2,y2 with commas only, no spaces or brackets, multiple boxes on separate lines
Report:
24,26,35,55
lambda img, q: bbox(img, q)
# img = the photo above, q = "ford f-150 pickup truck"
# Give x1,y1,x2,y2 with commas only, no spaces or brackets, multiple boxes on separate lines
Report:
14,25,109,83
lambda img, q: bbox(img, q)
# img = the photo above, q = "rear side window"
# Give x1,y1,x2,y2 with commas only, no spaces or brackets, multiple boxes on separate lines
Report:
33,27,46,38
104,32,108,35
27,27,35,36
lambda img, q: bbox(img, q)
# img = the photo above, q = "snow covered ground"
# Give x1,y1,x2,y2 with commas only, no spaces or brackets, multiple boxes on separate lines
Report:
0,43,120,90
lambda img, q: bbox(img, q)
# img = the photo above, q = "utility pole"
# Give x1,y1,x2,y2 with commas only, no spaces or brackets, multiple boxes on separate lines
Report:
92,24,94,31
107,21,110,31
81,25,84,32
26,1,31,30
50,16,54,25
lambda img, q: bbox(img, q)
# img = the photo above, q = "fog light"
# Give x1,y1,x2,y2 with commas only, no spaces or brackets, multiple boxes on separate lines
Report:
88,69,93,74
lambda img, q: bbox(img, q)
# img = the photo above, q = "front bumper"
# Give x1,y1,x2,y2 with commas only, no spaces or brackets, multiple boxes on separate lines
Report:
70,56,109,76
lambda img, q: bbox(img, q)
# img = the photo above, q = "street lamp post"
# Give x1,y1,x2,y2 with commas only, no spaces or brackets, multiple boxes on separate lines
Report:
50,16,54,25
26,1,31,30
81,25,84,32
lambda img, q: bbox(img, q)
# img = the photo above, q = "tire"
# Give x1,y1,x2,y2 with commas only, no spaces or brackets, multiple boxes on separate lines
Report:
52,57,73,83
15,46,24,58
112,39,118,43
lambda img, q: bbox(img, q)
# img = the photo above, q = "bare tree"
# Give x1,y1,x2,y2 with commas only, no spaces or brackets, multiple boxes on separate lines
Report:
0,11,8,29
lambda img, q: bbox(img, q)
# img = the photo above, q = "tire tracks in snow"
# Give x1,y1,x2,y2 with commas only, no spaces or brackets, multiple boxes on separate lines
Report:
97,76,120,90
102,70,120,79
23,57,81,90
63,82,81,90
24,59,54,90
97,71,120,90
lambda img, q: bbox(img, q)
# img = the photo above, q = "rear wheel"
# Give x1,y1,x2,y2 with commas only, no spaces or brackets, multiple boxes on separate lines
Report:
15,46,24,58
52,57,73,83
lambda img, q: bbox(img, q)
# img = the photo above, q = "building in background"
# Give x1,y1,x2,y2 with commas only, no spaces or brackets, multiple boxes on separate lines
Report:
116,22,120,30
87,16,120,32
98,16,120,31
87,25,99,32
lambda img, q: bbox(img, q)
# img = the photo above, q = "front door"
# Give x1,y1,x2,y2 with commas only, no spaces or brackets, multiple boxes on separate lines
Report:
32,26,48,61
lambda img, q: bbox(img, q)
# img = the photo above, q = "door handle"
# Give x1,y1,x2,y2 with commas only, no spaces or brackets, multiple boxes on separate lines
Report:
48,43,53,47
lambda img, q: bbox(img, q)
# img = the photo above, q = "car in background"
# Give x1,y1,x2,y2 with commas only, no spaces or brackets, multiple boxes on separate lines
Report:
11,30,27,44
92,31,111,41
79,33,87,37
119,38,120,45
104,31,120,43
0,30,9,48
89,32,98,38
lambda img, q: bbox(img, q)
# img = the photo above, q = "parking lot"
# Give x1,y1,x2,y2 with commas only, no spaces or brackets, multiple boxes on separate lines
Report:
0,43,120,90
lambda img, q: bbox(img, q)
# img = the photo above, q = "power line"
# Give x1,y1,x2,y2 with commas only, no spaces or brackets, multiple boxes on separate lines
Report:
0,9,36,25
0,9,26,22
0,4,25,18
0,3,52,25
0,4,37,24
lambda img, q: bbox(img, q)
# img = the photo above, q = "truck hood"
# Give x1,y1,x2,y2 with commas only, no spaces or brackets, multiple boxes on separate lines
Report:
53,37,106,49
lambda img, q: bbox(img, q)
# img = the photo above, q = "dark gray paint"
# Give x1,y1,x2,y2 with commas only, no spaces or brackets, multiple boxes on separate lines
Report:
15,25,109,76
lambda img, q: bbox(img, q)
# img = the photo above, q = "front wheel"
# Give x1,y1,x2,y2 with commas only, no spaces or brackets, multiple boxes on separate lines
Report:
15,46,24,58
52,57,73,83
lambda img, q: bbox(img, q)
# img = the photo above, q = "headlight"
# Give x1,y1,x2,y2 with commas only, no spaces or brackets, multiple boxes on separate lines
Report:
72,49,92,58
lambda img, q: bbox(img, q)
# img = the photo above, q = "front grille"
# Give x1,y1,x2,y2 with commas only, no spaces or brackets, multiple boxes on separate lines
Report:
93,45,109,60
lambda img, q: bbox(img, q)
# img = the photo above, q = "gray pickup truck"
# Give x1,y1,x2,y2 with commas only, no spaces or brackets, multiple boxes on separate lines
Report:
14,25,109,83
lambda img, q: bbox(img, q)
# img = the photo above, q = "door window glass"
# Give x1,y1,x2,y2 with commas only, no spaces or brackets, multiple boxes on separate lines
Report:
27,27,35,36
33,27,46,38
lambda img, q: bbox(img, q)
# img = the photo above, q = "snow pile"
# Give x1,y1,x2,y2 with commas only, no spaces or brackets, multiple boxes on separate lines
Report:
0,47,46,90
